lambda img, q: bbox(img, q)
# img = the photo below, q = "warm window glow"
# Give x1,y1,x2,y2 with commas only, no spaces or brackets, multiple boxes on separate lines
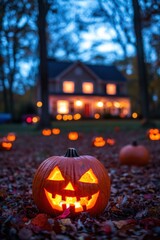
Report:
82,82,93,94
63,81,74,93
57,101,69,114
106,84,116,95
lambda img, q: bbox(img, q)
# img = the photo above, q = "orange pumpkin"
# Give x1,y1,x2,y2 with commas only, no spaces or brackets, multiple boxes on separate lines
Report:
92,136,106,147
147,128,160,141
119,141,150,166
32,148,110,216
42,129,52,136
68,132,79,141
0,137,13,151
6,132,16,142
52,128,60,135
106,138,116,146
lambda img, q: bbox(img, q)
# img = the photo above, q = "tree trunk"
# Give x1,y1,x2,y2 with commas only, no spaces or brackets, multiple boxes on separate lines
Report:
132,0,151,125
37,0,51,129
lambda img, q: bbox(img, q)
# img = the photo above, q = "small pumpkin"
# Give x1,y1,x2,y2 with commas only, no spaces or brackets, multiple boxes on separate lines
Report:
68,132,79,141
106,138,116,146
119,141,150,166
147,128,160,141
52,128,60,135
32,148,110,216
42,129,52,136
0,137,13,151
6,132,16,142
92,136,106,147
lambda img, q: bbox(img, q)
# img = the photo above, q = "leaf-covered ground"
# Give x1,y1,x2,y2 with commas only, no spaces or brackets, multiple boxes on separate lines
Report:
1,128,160,240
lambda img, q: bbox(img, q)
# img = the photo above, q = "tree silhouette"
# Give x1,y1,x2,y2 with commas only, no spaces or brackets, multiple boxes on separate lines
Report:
38,0,51,128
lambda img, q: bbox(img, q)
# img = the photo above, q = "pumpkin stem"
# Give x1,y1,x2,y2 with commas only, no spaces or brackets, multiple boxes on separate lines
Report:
64,148,79,157
132,140,138,146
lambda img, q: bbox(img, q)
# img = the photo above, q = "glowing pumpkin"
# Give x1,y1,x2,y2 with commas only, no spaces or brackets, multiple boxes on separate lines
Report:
6,132,16,142
0,137,13,151
92,136,106,147
52,128,60,135
42,129,52,136
32,148,110,216
147,128,160,141
106,138,116,146
68,132,79,141
119,141,150,166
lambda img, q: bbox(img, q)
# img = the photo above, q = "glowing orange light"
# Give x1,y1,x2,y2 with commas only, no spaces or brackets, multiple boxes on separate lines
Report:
42,129,52,136
132,112,138,119
37,101,43,107
92,137,106,147
68,132,79,140
6,132,16,142
94,113,100,119
52,128,60,135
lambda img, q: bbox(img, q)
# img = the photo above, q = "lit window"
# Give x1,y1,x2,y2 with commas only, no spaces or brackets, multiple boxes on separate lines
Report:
63,81,74,93
106,84,116,95
57,101,69,114
82,82,93,94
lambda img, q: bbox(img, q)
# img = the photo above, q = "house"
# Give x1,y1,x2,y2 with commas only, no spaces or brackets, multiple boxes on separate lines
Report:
41,60,131,119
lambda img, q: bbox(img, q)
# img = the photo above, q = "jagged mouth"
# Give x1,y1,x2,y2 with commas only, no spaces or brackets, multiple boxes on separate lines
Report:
44,189,99,212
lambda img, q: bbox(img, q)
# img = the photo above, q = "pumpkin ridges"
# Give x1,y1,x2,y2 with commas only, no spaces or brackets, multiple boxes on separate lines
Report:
32,149,110,216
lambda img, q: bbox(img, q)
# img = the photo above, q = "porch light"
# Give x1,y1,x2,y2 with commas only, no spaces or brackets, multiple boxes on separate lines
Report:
97,101,103,108
75,100,83,107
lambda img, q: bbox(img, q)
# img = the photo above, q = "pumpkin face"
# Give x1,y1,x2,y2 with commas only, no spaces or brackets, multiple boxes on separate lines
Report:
92,136,106,147
68,132,79,141
147,128,160,141
119,141,150,166
32,148,110,216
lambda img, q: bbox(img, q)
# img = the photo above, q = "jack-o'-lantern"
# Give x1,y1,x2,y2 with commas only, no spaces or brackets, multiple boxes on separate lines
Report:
68,132,79,141
106,138,116,146
92,136,106,147
6,132,16,142
42,129,52,136
0,137,13,151
32,148,110,216
119,141,150,166
147,128,160,141
52,128,60,135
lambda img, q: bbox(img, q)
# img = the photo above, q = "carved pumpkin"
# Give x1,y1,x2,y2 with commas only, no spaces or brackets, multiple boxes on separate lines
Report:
0,137,13,151
92,136,106,147
42,129,52,136
6,132,16,142
147,128,160,141
52,128,60,135
32,148,110,216
119,141,150,166
106,138,116,146
68,132,79,141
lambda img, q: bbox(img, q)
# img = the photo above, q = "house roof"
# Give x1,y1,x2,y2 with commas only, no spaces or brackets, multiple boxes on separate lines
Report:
47,60,127,82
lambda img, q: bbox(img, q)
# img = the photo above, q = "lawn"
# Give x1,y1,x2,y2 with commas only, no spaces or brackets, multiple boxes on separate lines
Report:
0,119,160,239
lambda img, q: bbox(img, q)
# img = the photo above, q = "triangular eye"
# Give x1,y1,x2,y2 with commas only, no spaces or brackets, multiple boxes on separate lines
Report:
79,169,98,183
47,166,64,181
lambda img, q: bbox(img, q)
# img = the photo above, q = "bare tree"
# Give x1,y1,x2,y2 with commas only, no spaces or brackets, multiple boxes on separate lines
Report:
37,0,51,128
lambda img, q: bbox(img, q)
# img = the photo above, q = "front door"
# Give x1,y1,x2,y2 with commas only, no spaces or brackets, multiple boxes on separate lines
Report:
84,103,90,118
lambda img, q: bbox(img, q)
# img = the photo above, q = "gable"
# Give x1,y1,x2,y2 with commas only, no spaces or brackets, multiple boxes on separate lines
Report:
47,59,126,82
